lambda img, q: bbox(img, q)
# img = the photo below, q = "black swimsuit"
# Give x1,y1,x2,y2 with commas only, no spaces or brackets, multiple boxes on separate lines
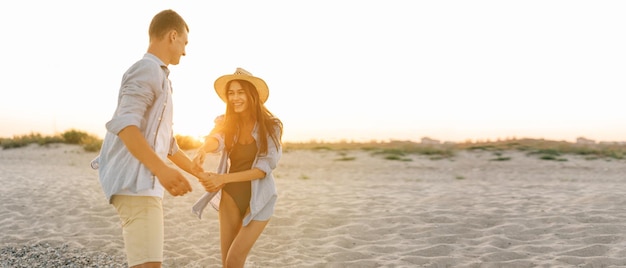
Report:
223,141,258,217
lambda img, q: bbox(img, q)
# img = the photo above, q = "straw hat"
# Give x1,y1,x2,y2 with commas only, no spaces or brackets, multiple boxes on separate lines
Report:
214,67,269,103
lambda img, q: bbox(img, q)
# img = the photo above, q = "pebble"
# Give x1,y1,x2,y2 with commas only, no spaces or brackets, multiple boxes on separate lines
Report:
0,242,126,268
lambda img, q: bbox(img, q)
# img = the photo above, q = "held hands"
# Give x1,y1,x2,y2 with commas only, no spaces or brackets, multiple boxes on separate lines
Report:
191,158,204,175
198,172,225,192
157,166,192,196
192,148,224,192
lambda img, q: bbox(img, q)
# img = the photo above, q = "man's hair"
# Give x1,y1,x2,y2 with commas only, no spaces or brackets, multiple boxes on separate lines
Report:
149,9,189,41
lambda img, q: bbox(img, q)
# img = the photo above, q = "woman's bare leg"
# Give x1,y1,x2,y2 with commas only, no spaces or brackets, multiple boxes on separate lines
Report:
219,192,243,267
224,220,269,268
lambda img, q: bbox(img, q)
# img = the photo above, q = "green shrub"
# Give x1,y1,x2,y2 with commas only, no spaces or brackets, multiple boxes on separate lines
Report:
62,129,89,144
384,155,403,160
1,130,103,151
335,156,356,161
80,135,103,152
1,132,46,149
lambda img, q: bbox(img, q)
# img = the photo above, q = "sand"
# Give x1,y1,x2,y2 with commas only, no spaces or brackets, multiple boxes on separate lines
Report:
1,143,626,267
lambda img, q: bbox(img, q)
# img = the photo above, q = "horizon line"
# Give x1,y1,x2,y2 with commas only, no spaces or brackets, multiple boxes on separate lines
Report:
2,129,625,145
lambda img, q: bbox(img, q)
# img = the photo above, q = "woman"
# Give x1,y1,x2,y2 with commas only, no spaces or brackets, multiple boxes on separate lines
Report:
192,67,283,267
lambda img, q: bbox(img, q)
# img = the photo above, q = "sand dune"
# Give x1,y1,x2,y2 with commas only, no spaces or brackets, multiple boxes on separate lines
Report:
1,143,626,267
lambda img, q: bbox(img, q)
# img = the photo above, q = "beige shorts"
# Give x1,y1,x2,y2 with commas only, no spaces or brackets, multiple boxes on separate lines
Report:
111,195,164,266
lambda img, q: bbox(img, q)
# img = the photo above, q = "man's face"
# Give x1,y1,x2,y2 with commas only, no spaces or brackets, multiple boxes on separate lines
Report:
169,30,188,65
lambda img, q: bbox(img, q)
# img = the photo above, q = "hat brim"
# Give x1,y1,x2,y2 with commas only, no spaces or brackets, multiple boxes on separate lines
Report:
214,74,269,104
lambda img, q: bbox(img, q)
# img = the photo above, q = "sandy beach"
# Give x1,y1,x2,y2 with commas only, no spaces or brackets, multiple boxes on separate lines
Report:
1,143,626,267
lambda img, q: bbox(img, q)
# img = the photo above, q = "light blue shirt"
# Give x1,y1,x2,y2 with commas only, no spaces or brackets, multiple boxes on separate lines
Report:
91,53,179,203
192,117,282,226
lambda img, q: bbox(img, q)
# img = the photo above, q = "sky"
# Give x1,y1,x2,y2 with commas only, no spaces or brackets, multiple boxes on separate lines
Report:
1,1,625,143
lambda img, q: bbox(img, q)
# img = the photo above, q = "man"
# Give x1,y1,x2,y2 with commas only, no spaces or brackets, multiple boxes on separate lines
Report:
91,9,204,268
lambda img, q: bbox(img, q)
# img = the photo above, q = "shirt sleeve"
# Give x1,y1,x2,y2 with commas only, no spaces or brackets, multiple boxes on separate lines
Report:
253,125,282,175
169,134,180,156
206,115,226,153
106,60,161,135
207,133,225,153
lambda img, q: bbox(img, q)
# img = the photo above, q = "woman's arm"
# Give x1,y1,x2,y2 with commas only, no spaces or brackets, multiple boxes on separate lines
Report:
220,168,266,183
200,168,266,192
201,126,282,192
192,115,226,170
191,136,220,173
198,136,220,154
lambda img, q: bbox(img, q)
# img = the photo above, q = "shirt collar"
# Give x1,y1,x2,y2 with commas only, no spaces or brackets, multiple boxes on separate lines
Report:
144,53,170,77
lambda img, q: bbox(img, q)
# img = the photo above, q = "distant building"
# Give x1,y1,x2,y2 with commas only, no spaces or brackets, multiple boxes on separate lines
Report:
421,137,441,145
576,137,596,145
599,141,626,145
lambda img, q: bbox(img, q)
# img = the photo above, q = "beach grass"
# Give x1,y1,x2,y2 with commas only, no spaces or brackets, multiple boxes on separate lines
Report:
284,138,626,160
2,131,625,160
0,130,101,152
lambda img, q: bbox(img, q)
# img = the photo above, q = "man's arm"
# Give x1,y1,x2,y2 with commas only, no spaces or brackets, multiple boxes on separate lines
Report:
168,149,204,180
118,125,192,196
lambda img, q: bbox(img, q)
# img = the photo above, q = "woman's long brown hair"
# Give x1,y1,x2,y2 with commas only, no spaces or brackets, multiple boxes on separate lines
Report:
220,79,283,155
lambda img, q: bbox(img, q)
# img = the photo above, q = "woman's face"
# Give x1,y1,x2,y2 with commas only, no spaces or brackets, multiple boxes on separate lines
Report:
227,80,249,113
